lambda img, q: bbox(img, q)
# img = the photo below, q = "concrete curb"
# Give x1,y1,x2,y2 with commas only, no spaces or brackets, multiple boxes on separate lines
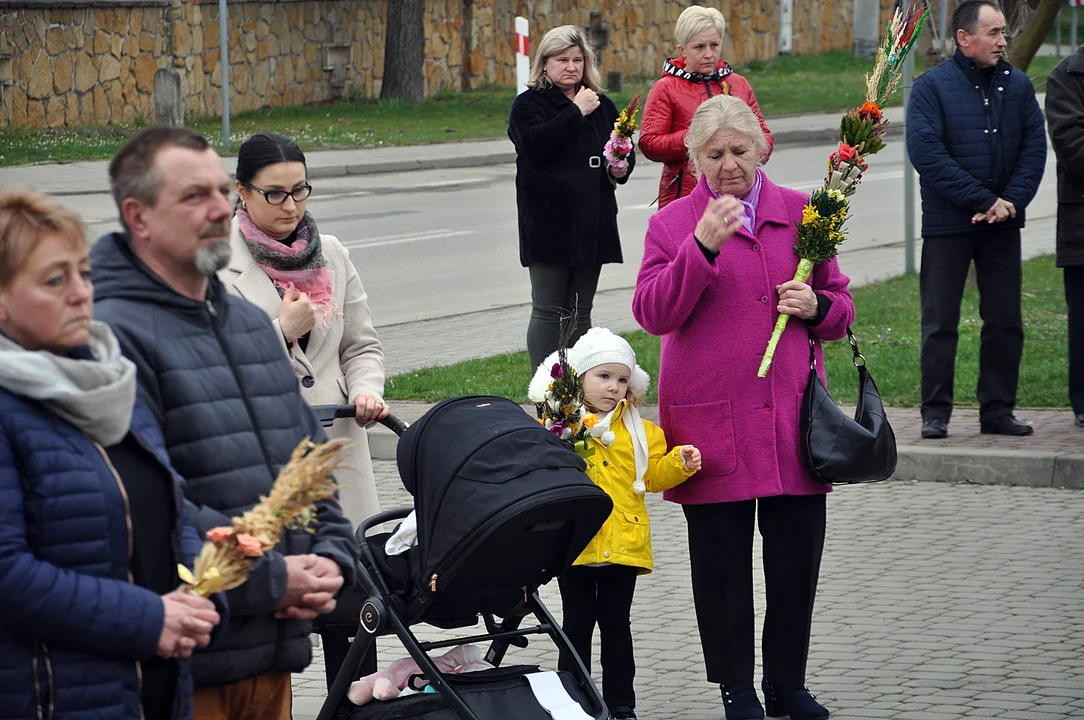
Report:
307,151,520,179
298,127,897,180
365,426,1082,489
894,446,1084,489
10,121,899,195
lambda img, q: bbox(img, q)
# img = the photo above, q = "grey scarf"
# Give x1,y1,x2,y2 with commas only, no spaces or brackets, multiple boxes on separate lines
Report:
0,321,137,446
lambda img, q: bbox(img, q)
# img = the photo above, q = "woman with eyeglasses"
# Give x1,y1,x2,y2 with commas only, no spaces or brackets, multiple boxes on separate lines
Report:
219,132,386,688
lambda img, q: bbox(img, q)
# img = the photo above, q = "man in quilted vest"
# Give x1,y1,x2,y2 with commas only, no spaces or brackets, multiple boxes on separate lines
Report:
91,127,358,720
906,0,1046,439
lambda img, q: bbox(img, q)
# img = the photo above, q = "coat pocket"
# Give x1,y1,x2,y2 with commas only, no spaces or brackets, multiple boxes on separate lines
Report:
618,510,650,560
667,400,738,477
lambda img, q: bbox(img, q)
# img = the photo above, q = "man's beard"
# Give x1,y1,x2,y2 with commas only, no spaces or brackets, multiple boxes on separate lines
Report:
194,239,231,276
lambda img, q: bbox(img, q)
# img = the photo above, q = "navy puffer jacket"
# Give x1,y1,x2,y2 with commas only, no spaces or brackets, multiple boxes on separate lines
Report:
906,50,1047,237
90,233,358,688
0,394,203,720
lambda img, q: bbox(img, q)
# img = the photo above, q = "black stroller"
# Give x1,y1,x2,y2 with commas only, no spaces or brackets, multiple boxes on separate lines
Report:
313,396,614,720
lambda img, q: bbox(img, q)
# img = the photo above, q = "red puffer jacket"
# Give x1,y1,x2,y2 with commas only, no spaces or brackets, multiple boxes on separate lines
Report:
639,57,774,209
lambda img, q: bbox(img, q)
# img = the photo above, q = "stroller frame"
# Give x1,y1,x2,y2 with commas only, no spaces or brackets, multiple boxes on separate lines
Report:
314,407,609,720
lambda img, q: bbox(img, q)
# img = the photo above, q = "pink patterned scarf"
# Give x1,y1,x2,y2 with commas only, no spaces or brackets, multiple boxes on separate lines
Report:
236,209,340,329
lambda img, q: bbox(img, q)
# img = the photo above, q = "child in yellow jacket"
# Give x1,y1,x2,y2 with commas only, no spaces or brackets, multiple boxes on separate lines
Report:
528,327,701,720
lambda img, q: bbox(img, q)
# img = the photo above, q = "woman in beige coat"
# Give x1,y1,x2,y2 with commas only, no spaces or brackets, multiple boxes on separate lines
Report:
219,132,386,688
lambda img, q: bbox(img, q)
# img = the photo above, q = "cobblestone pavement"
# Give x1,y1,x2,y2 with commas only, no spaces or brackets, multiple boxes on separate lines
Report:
292,461,1084,720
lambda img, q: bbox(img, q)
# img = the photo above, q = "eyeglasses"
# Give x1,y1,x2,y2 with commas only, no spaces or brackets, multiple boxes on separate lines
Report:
246,183,312,205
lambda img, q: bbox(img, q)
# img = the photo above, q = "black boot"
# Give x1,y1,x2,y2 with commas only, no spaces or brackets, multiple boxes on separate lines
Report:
762,680,829,720
720,683,765,720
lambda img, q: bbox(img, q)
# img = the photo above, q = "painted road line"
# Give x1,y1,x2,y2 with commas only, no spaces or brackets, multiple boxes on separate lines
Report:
344,229,475,249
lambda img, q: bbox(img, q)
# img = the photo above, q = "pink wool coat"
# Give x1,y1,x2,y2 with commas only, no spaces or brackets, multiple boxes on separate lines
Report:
632,172,855,505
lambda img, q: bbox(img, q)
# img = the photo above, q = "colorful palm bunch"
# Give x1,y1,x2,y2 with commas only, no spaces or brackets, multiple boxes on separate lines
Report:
603,92,643,172
178,437,352,597
528,310,597,458
756,0,929,378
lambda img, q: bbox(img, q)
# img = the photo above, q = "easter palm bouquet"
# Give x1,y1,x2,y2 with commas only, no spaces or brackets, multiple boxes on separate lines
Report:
178,437,351,597
603,93,643,173
527,310,598,459
756,0,929,377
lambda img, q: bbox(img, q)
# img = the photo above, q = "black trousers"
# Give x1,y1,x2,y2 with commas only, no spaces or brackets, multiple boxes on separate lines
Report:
920,227,1024,423
684,494,826,691
527,263,602,370
557,564,639,711
1066,265,1084,415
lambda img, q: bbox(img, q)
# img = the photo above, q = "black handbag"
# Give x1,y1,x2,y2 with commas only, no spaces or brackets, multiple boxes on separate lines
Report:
799,327,897,485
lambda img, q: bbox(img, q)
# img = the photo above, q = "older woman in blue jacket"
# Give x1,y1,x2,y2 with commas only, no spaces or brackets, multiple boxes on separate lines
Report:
0,189,221,719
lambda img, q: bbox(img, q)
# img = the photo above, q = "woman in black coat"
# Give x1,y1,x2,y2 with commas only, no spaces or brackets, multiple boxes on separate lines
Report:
509,25,635,369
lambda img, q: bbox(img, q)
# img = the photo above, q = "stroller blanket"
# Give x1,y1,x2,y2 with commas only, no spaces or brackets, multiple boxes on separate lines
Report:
526,672,594,720
385,511,418,555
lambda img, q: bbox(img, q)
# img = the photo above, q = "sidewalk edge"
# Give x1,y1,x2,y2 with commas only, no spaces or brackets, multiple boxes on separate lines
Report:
366,426,1082,489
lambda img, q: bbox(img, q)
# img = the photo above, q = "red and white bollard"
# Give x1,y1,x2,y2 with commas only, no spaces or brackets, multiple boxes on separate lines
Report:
516,17,530,94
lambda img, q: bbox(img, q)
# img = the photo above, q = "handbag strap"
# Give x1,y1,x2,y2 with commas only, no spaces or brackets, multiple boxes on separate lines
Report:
807,326,865,370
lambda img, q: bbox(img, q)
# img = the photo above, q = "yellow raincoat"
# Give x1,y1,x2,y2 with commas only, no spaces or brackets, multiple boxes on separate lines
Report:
574,400,695,574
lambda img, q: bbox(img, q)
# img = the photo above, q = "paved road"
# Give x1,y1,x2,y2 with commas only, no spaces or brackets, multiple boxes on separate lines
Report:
51,138,1058,331
291,461,1084,720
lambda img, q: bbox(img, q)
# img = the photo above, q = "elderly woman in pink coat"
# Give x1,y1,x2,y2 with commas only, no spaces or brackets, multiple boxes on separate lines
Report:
632,95,854,720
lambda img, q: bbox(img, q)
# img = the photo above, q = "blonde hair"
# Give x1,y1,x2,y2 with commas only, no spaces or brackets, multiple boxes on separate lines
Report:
0,188,86,287
675,5,727,47
685,95,767,176
526,25,602,93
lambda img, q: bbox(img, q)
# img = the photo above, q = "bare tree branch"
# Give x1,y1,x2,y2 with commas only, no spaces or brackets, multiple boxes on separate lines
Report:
1010,0,1061,72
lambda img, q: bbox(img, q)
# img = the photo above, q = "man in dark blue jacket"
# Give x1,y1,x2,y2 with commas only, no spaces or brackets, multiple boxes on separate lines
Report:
907,0,1046,439
91,127,358,720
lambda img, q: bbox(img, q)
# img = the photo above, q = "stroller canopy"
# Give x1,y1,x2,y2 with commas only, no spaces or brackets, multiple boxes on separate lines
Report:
396,396,610,603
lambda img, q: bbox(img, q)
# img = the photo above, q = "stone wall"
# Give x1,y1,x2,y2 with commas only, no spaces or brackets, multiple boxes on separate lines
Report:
435,0,856,93
0,3,171,127
0,0,859,128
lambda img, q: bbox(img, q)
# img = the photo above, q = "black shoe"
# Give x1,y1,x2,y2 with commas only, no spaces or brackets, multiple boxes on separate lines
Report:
763,681,829,720
980,415,1034,436
921,417,948,439
1075,413,1084,428
610,707,637,720
721,683,765,720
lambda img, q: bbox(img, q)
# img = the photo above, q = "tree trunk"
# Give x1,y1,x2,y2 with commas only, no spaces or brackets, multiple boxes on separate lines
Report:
381,0,426,102
1010,0,1061,72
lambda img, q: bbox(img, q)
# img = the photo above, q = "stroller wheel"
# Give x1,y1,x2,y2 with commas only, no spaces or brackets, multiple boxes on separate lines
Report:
359,598,386,634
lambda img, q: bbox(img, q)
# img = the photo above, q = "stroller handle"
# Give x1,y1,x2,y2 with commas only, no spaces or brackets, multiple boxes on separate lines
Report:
357,507,414,538
311,404,409,436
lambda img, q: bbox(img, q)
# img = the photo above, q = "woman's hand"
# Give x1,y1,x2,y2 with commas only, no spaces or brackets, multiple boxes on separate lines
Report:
694,196,745,252
573,87,600,117
280,284,317,343
353,393,389,423
158,587,221,659
681,445,702,472
776,280,818,320
610,164,629,179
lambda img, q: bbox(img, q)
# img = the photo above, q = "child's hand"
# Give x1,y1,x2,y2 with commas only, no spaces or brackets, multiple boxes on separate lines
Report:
681,445,702,472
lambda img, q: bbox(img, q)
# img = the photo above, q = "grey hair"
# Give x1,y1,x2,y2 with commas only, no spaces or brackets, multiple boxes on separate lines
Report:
685,95,767,176
675,5,727,47
108,127,211,233
526,25,602,93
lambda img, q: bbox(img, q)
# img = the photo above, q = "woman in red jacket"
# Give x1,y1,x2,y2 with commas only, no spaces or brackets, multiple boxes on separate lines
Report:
639,5,774,209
